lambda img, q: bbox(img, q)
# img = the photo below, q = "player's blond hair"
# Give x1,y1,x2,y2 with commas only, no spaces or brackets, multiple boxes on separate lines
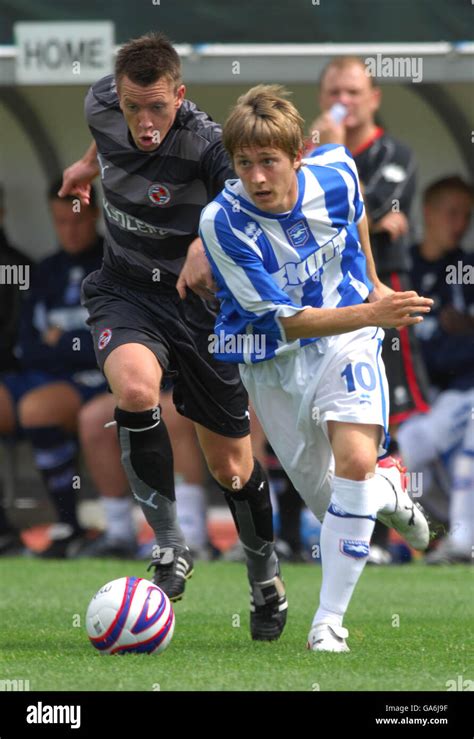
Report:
223,85,304,161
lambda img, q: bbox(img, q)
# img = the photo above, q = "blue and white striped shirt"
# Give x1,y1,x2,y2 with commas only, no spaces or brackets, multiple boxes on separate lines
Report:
199,144,371,363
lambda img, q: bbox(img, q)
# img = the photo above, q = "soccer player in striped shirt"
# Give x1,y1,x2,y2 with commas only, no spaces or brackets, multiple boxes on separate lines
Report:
200,85,432,652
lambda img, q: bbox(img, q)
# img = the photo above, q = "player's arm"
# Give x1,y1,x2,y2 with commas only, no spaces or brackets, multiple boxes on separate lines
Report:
176,237,217,300
281,204,429,339
336,151,393,301
280,291,432,341
200,208,432,342
356,213,393,302
338,152,394,301
58,141,99,206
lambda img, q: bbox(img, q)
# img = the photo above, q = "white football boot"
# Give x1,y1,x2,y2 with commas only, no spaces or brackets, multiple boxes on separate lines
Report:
306,623,350,653
376,456,430,551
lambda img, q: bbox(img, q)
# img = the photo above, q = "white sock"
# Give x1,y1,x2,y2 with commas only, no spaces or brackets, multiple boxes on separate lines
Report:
102,497,136,543
175,483,207,551
313,475,378,628
372,465,400,514
449,451,474,552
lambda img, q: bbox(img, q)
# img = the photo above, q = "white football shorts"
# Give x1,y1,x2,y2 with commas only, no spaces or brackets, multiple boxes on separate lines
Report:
240,326,389,521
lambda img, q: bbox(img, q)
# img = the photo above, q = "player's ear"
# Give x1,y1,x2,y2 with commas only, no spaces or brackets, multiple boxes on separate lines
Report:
175,84,186,108
293,149,304,169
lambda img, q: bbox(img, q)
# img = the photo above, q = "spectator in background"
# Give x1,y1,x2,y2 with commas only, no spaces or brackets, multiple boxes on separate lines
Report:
0,184,32,372
397,176,474,563
306,55,431,563
0,180,105,557
0,184,33,555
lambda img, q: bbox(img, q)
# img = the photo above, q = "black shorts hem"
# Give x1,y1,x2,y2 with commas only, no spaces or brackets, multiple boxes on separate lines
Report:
174,404,250,439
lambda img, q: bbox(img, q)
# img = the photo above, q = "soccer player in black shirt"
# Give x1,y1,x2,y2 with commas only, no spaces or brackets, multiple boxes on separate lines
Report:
59,33,286,640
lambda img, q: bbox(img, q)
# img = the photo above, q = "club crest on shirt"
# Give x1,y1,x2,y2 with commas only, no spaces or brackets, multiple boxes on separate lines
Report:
148,184,171,206
98,328,112,351
286,220,309,248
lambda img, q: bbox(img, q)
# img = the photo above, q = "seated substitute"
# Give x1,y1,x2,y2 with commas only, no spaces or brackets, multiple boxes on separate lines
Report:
0,181,106,557
0,185,32,555
397,176,474,564
200,85,431,653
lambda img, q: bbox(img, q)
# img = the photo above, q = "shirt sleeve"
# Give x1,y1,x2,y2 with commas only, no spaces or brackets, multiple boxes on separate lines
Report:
337,146,366,224
306,144,365,224
200,204,308,342
199,139,235,200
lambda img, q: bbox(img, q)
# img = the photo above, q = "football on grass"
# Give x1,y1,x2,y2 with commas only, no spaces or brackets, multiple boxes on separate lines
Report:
86,576,175,655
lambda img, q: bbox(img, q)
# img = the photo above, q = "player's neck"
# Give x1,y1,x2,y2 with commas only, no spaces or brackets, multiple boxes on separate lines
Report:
346,123,379,155
419,236,450,261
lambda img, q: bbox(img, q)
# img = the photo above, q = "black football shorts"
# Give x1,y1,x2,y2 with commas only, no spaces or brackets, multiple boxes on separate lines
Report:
81,269,250,438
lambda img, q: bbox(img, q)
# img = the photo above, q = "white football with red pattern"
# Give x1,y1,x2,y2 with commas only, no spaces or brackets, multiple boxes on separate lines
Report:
86,577,175,655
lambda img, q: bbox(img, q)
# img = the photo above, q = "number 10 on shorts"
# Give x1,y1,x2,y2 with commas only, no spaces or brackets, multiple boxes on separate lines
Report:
341,362,376,393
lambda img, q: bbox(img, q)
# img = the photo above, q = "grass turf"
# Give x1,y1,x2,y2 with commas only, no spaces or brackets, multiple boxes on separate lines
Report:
0,558,472,692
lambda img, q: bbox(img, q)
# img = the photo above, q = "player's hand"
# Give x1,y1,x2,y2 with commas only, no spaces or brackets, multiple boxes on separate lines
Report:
308,112,346,147
368,281,394,303
58,158,99,206
176,237,218,300
369,290,433,329
372,211,409,242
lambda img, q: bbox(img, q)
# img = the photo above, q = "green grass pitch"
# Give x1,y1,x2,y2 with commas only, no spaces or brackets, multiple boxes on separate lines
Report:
0,558,471,692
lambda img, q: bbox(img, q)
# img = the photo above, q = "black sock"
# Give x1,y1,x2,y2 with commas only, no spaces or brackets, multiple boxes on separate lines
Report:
276,477,303,553
23,426,81,534
217,458,278,581
114,407,185,550
266,442,303,552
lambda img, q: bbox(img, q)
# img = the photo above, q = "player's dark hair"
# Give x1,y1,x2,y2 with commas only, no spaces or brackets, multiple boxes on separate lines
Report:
115,32,182,89
319,55,377,88
423,176,474,206
223,85,304,162
48,178,97,208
